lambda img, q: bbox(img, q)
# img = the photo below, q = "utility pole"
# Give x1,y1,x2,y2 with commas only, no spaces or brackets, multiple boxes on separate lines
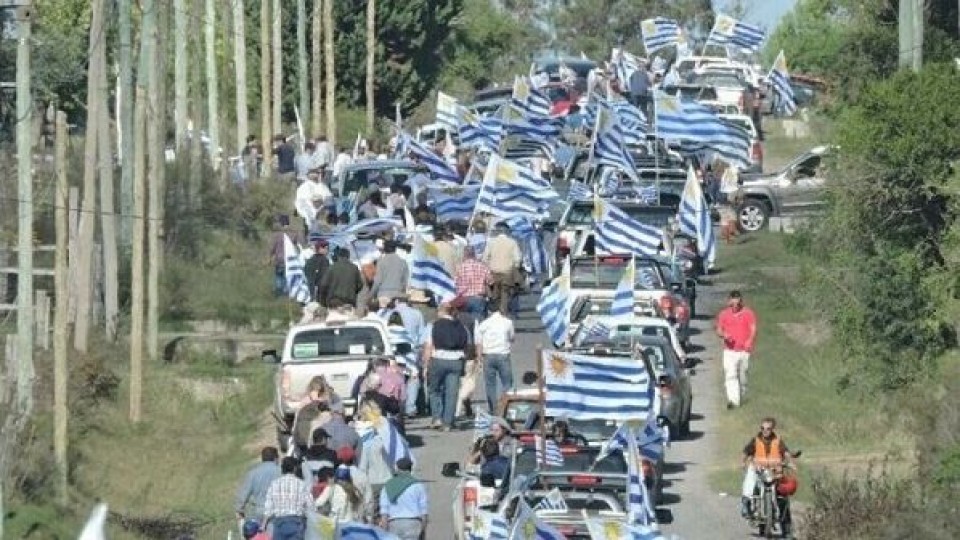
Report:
74,0,107,353
297,0,309,132
205,0,221,171
365,0,376,136
118,0,134,245
174,0,188,150
912,0,923,72
260,0,272,177
323,0,336,145
97,56,119,342
272,0,282,133
53,110,68,506
311,0,323,137
232,0,249,155
146,0,162,364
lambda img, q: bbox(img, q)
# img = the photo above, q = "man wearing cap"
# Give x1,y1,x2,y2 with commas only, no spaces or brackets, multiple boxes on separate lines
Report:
483,223,523,317
370,240,409,301
378,457,428,540
321,400,360,457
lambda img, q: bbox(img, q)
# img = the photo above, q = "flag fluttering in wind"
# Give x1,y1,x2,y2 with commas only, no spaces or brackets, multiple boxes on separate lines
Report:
437,91,470,132
477,154,558,218
511,75,553,118
397,132,461,183
410,233,457,304
428,184,482,222
534,435,566,467
541,350,655,421
654,91,752,170
706,13,765,51
469,510,510,540
626,425,658,526
678,166,717,269
767,50,798,116
610,257,635,317
640,17,681,54
284,234,311,303
591,101,641,182
537,259,571,347
510,500,567,540
534,487,569,511
593,198,663,256
584,518,666,540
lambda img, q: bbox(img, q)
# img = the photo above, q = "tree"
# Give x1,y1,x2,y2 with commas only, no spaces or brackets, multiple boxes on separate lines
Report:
365,0,376,135
311,0,323,136
323,0,336,143
233,0,250,154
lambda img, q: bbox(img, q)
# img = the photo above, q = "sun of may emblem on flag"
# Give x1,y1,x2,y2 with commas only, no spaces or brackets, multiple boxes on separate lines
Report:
463,110,478,124
602,521,624,539
549,354,570,378
715,14,735,34
495,161,516,183
515,77,530,100
438,93,456,109
641,19,656,35
523,519,537,539
422,240,440,258
658,94,680,114
774,51,788,72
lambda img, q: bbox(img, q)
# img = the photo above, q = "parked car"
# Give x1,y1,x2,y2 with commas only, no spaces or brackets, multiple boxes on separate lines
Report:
737,145,836,232
687,72,750,113
334,159,420,198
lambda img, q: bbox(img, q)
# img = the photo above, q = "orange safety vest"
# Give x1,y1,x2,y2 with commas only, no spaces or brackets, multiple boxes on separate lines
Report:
753,435,783,467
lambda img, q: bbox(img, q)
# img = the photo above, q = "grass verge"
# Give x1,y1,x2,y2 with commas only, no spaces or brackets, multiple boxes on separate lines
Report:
708,232,914,504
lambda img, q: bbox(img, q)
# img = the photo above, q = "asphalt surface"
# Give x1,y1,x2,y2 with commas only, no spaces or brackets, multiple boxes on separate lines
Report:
407,281,758,538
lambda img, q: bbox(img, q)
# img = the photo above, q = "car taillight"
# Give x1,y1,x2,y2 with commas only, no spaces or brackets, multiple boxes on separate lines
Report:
752,141,763,161
641,459,654,478
738,94,744,112
463,485,478,504
569,475,600,486
675,299,690,322
281,367,291,400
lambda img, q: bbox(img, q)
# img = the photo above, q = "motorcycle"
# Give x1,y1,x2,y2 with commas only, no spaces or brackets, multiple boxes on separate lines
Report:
749,451,801,539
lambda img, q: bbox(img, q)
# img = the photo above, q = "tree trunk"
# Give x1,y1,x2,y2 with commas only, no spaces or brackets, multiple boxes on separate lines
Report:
174,0,188,150
74,0,108,353
53,110,69,505
130,81,146,422
297,0,309,133
323,0,336,144
260,0,272,176
272,0,283,133
146,0,162,364
118,0,135,245
205,0,221,171
232,0,248,155
311,0,323,136
97,78,119,343
366,0,376,135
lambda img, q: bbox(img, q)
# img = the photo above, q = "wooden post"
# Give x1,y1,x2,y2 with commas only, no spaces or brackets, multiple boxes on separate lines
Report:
536,345,550,487
232,0,249,156
365,0,376,136
74,0,107,353
323,0,336,144
67,187,79,327
98,74,119,342
260,0,272,177
204,0,221,172
33,290,49,350
174,0,188,150
118,0,135,245
311,0,322,137
296,0,309,130
53,109,69,505
271,0,282,133
146,0,162,364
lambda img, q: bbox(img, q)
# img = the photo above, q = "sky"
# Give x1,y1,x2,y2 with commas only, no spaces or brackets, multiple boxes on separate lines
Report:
713,0,800,33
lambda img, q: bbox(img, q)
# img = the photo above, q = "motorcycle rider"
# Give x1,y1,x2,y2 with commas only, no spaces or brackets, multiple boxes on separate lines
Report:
740,417,793,518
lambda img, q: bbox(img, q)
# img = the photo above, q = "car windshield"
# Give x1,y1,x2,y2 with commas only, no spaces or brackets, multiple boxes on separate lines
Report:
571,322,673,347
564,204,676,229
515,447,626,478
544,86,570,102
638,343,670,372
342,167,416,195
691,74,745,88
290,326,387,359
570,258,665,289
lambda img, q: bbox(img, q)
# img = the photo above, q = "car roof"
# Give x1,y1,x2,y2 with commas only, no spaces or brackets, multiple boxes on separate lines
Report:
341,159,418,172
580,314,672,327
291,319,387,332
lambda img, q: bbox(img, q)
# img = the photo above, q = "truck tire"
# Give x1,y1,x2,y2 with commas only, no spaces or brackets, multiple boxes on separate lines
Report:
739,199,769,232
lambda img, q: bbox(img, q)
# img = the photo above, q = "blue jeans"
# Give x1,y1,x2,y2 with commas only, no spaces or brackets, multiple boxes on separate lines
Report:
483,354,514,413
273,265,286,297
463,296,488,332
405,370,420,415
428,358,463,427
271,515,306,540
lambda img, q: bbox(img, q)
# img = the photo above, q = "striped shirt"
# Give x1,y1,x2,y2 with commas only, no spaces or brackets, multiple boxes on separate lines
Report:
263,474,313,519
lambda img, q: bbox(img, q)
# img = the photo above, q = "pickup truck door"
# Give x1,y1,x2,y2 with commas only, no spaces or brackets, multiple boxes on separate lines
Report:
776,154,824,214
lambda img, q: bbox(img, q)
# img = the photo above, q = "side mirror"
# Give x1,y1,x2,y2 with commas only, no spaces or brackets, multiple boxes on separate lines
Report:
522,371,539,386
262,349,280,364
656,416,669,428
441,462,461,478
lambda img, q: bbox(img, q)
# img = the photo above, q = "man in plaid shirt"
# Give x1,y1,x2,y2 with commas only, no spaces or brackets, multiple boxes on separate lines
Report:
263,456,314,540
455,246,492,331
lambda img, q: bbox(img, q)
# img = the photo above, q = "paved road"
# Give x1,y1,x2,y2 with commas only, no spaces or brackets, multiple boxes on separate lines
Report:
408,282,757,538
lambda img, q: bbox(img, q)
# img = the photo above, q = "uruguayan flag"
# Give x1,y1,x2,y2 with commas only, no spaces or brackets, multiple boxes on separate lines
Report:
610,260,635,317
372,410,414,467
678,166,717,269
474,409,494,439
654,92,752,170
338,217,404,237
470,510,510,540
640,17,681,54
410,233,457,303
534,487,569,511
397,132,460,183
509,501,566,540
611,48,643,87
592,102,640,182
594,198,663,256
584,518,665,540
387,325,418,367
768,50,798,116
541,350,654,421
707,13,765,51
626,426,658,526
596,417,667,465
284,234,311,303
461,115,504,152
437,91,469,132
534,435,565,467
338,522,400,540
305,511,338,540
581,319,613,342
476,154,558,218
568,181,592,201
429,184,482,222
537,260,571,347
511,76,553,118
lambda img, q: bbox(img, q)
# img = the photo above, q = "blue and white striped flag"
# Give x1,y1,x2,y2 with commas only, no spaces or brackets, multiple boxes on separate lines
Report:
768,50,798,116
568,181,592,201
581,319,613,342
461,115,504,152
429,184,482,222
654,92,752,170
505,216,549,277
611,48,643,87
437,91,469,133
592,102,640,182
679,166,717,269
596,417,667,466
338,217,404,237
509,501,566,540
706,13,765,52
476,154,558,218
338,521,400,540
584,519,665,540
469,510,510,540
534,435,565,467
387,325,418,367
410,233,457,304
474,409,494,439
594,198,663,256
283,234,311,303
610,258,635,317
541,350,655,421
397,132,460,183
536,260,571,347
640,17,681,54
511,76,553,118
372,412,414,468
534,487,569,511
626,426,658,526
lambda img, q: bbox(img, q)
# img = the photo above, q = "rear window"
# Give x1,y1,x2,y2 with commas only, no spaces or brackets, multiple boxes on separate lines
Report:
342,167,416,195
290,327,387,359
570,258,665,289
564,204,676,229
571,323,671,347
691,74,745,88
515,448,626,477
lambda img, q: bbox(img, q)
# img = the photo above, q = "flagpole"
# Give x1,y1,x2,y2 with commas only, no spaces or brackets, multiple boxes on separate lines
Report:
653,94,661,206
536,344,551,489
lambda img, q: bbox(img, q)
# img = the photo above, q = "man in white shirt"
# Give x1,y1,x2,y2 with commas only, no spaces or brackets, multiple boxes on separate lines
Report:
294,167,332,231
476,305,515,413
332,147,354,178
313,135,334,169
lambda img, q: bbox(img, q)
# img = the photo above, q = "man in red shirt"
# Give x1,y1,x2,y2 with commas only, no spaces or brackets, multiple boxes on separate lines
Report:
715,290,757,408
